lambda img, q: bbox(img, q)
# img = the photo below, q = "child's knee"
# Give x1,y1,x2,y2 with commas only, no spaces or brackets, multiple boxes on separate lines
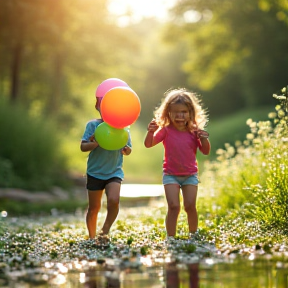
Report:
168,203,181,213
88,205,101,214
184,203,196,213
107,197,120,208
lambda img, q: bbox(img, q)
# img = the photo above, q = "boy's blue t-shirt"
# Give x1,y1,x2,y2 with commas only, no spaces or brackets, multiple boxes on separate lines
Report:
82,119,132,180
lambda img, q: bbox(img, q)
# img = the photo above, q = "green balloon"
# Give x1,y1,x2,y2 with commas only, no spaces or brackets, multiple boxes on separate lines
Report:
94,122,129,150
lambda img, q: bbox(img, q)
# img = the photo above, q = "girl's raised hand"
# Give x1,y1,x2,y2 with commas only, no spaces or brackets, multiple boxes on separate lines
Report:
147,119,159,132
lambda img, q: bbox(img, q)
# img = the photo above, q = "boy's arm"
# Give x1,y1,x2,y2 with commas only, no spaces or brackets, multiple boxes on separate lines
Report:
80,135,99,152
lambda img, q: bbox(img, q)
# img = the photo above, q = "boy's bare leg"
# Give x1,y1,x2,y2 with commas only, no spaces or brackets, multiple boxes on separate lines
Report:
101,182,121,235
86,189,104,239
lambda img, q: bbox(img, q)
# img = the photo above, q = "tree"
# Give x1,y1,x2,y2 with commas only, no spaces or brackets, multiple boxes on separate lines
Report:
164,0,288,116
0,0,137,127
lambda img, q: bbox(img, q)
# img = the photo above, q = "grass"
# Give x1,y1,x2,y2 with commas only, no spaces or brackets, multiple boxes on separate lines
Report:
197,95,288,243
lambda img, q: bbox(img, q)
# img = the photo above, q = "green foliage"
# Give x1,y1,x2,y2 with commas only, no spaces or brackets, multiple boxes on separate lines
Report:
165,0,288,117
181,243,196,253
198,86,288,233
0,0,287,142
0,0,138,128
123,124,163,183
140,246,150,256
0,99,70,190
206,105,273,158
127,237,133,246
0,219,7,237
0,157,20,188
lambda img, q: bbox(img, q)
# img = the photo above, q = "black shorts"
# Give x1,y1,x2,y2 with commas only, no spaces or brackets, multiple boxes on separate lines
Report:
86,174,122,190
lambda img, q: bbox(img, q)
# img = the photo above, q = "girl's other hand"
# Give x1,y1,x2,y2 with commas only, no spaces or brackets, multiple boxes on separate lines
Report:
197,130,209,139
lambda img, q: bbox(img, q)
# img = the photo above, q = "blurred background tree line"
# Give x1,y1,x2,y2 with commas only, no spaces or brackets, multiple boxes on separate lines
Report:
0,0,287,190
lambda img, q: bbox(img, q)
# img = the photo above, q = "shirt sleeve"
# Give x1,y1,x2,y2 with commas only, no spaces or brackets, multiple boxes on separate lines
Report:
153,127,167,145
82,121,98,142
127,131,132,148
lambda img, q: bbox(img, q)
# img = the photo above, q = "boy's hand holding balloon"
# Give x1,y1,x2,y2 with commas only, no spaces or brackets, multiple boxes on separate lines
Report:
121,145,131,155
89,135,97,142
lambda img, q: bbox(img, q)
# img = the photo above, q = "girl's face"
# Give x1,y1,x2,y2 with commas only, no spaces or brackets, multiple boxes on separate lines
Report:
168,103,191,131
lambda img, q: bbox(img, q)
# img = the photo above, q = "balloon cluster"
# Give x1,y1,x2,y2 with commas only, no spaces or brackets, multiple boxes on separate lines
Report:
94,78,141,150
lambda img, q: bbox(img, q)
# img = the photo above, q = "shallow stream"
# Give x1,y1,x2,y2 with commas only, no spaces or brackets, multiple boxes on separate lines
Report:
2,256,288,288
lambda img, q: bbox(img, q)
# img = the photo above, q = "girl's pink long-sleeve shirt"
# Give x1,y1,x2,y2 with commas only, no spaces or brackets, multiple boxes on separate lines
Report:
153,125,201,176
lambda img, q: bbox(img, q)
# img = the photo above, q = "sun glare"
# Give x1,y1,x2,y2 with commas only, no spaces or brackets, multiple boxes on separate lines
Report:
108,0,176,26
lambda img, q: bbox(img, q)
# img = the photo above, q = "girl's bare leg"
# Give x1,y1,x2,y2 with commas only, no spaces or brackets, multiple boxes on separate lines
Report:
164,184,181,237
182,185,198,233
86,189,104,239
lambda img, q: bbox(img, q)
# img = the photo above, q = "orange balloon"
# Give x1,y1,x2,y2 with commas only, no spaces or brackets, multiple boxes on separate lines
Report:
101,87,141,128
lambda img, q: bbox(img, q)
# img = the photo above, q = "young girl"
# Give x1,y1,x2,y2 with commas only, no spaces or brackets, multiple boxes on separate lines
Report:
144,88,210,238
80,96,132,242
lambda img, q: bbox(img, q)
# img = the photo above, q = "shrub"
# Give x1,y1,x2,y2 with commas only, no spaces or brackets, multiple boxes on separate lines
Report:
199,86,288,232
0,99,70,191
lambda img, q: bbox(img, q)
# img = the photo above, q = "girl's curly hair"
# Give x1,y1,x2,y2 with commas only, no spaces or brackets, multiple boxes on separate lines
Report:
154,88,209,131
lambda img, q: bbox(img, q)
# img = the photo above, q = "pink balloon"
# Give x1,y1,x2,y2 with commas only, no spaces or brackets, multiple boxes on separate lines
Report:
95,78,129,98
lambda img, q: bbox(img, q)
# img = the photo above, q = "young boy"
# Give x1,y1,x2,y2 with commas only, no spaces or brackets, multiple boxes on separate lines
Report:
80,96,131,242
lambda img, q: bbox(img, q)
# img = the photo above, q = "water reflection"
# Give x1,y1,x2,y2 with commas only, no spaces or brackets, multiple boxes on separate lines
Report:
166,262,199,288
78,261,200,288
82,268,121,287
72,258,288,288
2,257,288,287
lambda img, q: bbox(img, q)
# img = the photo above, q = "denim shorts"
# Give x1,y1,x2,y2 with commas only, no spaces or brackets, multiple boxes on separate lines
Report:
163,174,199,186
86,174,122,190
